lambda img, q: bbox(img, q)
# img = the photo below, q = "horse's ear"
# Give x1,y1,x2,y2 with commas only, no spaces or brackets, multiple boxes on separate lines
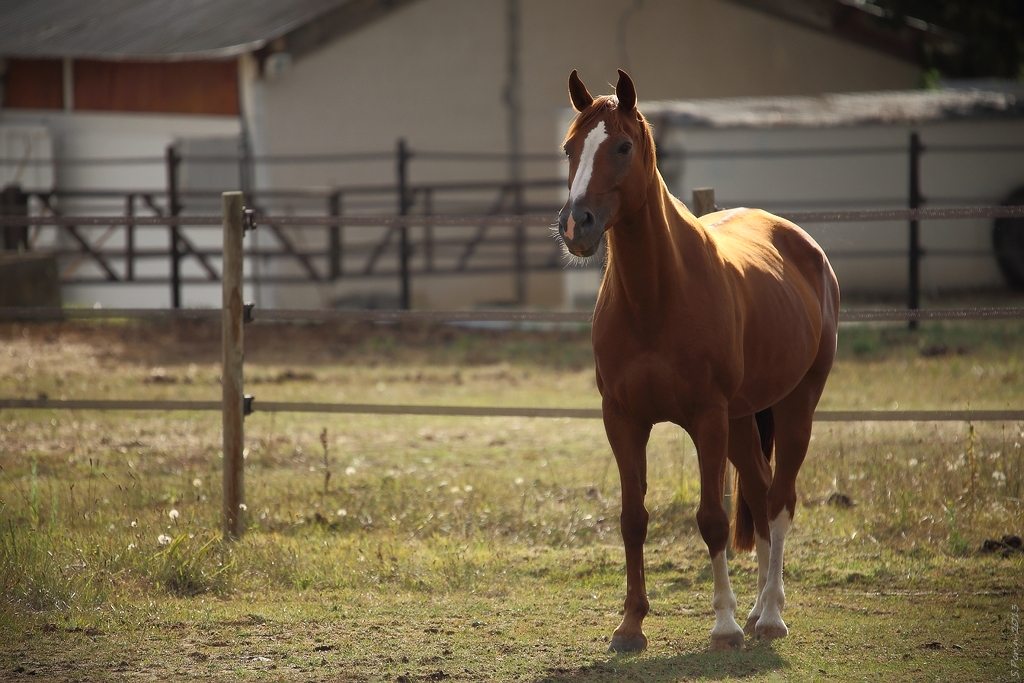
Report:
616,69,637,113
568,70,594,112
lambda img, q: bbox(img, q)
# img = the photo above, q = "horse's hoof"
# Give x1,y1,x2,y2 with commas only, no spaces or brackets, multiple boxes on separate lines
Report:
744,614,760,635
608,633,648,653
710,630,745,652
754,619,789,641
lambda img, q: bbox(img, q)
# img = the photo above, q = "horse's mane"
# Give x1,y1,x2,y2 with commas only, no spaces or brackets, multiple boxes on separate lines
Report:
563,95,657,178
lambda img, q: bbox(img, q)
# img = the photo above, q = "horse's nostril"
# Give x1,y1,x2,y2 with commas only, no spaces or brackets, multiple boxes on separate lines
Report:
567,209,594,240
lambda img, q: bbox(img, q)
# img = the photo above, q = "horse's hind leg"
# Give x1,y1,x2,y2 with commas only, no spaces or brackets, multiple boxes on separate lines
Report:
746,527,772,634
727,414,773,633
755,362,831,641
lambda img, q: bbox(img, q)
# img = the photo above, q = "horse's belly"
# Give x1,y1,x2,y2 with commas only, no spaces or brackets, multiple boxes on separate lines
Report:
730,302,823,415
730,359,811,417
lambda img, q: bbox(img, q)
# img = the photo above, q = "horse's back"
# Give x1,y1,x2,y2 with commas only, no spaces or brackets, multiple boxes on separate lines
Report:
699,207,838,324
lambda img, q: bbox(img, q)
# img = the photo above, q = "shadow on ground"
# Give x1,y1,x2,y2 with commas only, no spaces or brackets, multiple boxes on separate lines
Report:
533,643,787,682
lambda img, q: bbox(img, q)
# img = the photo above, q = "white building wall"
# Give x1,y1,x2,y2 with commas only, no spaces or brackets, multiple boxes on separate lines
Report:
256,0,921,175
248,0,921,309
654,118,1024,296
0,108,241,308
2,0,929,311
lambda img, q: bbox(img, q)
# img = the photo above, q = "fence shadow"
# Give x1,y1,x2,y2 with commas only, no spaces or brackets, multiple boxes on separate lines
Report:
532,643,787,683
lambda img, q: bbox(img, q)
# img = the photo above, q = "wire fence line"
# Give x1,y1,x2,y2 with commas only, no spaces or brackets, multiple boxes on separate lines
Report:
0,398,1020,424
3,204,1024,228
0,149,559,167
3,200,1024,424
0,214,553,227
2,304,1024,422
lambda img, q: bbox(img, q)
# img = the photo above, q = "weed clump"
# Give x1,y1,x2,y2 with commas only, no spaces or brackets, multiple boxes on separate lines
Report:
155,533,234,597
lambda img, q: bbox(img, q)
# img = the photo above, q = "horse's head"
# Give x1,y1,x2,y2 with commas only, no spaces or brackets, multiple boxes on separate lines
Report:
558,69,653,258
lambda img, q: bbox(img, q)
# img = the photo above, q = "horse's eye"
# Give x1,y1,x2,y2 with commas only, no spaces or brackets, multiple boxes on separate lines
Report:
563,147,570,158
618,141,633,154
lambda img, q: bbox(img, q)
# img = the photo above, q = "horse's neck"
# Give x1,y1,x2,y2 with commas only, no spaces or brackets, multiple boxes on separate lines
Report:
603,178,711,312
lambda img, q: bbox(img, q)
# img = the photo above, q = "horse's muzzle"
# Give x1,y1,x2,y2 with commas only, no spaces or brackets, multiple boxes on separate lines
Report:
558,204,603,257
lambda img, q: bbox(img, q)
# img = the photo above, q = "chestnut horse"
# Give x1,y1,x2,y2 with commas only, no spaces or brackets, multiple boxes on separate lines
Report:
557,70,839,652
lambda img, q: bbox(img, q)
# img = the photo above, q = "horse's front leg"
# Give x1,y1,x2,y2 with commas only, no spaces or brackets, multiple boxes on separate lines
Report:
603,410,653,653
692,409,745,651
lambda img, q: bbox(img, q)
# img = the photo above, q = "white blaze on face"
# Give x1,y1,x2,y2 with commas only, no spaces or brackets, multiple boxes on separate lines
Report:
569,121,608,204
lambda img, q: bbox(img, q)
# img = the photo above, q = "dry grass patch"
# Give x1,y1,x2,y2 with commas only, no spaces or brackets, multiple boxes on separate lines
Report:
1,319,1022,681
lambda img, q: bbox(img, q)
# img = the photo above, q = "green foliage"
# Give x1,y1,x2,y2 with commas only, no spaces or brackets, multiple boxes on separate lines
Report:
1,522,76,612
871,0,1024,79
837,319,1024,360
943,501,972,555
28,456,39,528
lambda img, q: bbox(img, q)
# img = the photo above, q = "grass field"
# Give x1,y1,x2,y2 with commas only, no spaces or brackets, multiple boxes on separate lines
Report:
1,318,1022,682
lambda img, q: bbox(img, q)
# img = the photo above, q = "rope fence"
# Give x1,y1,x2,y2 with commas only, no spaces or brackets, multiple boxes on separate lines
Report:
0,129,1019,553
1,398,1020,424
4,196,1023,428
5,193,1024,536
3,306,1024,323
2,302,1023,423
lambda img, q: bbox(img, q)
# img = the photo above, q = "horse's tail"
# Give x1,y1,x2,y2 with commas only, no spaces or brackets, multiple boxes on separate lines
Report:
734,408,775,551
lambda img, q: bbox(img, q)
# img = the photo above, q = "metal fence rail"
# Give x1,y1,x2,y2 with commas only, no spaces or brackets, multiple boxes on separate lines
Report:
5,203,1024,316
5,129,1023,309
5,204,1024,227
5,204,1024,299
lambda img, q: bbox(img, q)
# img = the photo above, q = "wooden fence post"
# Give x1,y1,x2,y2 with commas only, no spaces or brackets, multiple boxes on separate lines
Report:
222,191,245,539
692,187,716,218
692,187,732,550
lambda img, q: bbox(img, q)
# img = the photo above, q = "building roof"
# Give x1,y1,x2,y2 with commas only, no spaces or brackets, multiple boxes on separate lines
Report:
640,88,1024,129
0,0,409,60
722,0,959,65
1,0,951,65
